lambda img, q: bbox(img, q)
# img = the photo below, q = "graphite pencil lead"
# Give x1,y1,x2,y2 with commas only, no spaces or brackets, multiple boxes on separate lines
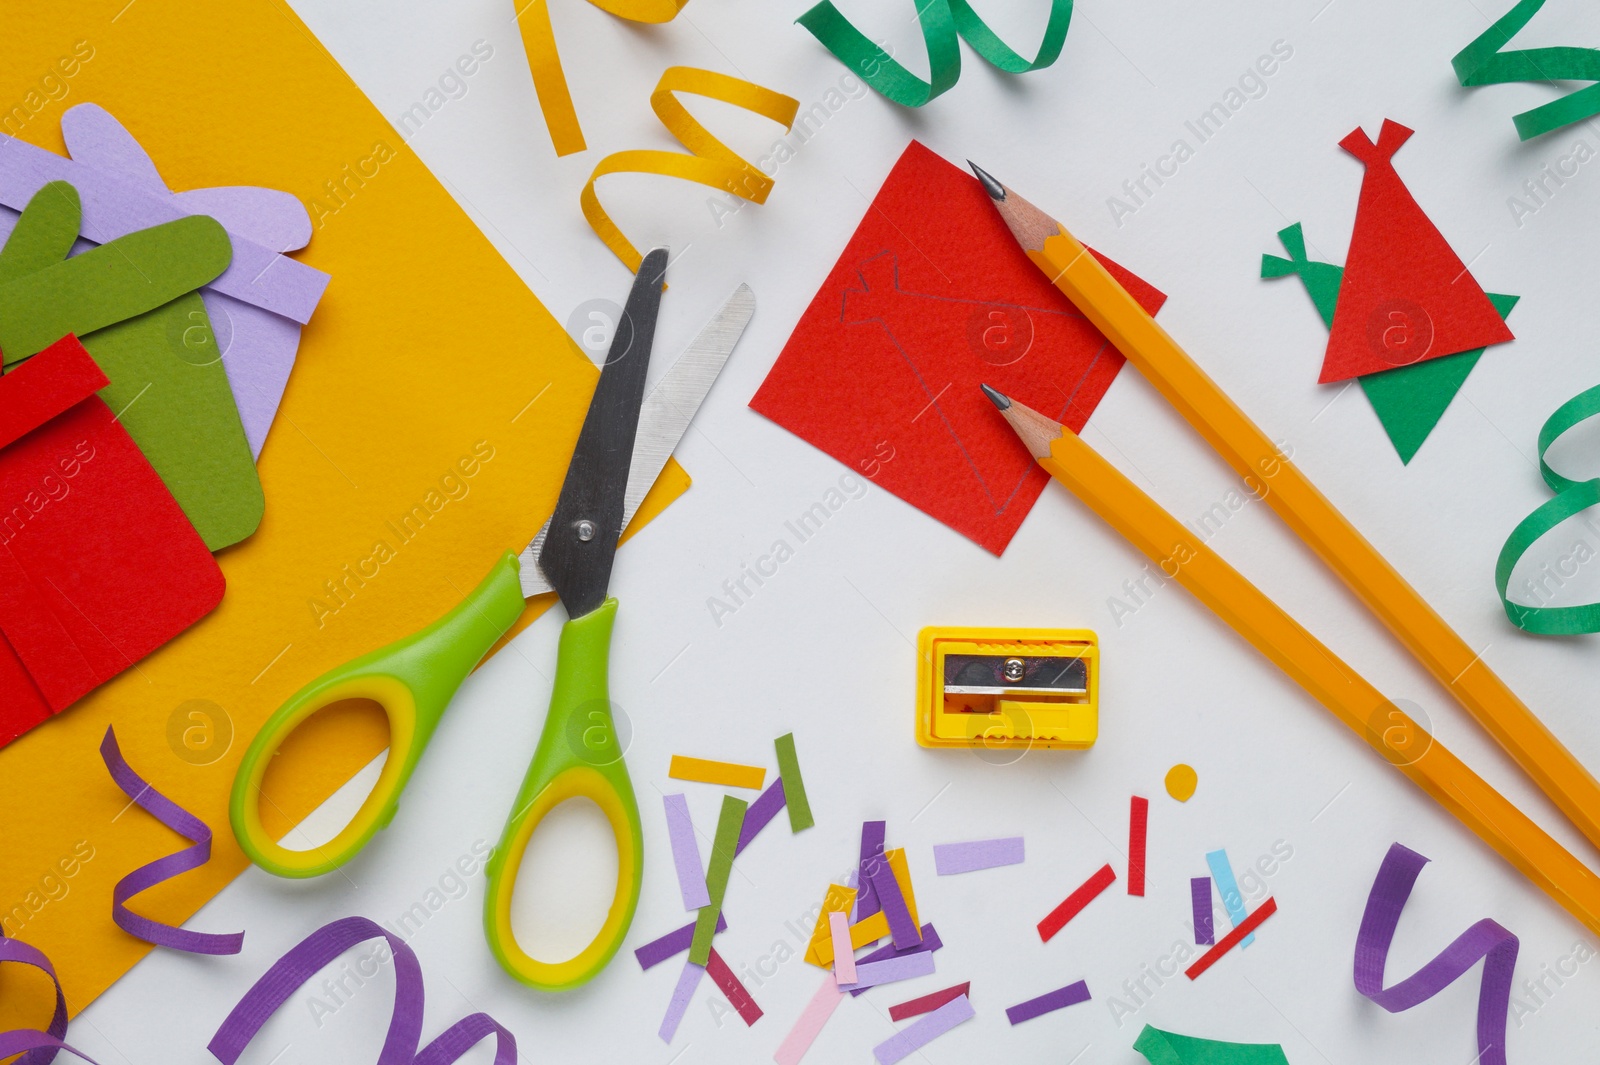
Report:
979,383,1011,410
968,161,1006,201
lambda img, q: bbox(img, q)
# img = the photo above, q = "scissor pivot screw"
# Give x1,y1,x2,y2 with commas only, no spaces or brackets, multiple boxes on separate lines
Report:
575,519,597,542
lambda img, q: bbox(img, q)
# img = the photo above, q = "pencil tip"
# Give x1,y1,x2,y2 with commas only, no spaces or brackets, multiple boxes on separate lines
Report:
967,161,1006,202
980,383,1011,410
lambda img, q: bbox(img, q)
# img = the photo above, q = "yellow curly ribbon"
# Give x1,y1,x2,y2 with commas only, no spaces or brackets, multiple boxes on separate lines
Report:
514,0,691,157
581,66,798,272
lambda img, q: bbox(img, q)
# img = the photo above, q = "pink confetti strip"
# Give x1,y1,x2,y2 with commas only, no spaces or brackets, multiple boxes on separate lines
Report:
932,837,1025,875
872,995,975,1065
706,947,763,1026
664,794,711,911
659,957,706,1043
773,973,845,1065
829,911,856,984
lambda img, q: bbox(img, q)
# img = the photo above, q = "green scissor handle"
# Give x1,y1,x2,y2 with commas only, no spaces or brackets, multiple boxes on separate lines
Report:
230,553,526,878
483,597,644,991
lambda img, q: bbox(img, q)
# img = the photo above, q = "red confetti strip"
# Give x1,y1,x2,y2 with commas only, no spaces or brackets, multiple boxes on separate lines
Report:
1037,863,1116,942
1128,795,1149,896
1185,897,1277,979
706,947,763,1025
888,982,971,1022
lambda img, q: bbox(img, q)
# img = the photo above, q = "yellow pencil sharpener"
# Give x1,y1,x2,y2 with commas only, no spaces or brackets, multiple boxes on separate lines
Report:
916,627,1098,750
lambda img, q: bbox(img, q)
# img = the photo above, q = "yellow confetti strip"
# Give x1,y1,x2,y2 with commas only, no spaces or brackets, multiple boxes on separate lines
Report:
513,0,690,157
809,849,919,967
581,66,798,272
668,754,767,789
804,884,856,965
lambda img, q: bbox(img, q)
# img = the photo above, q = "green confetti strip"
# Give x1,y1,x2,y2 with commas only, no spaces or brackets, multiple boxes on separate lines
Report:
689,794,747,965
1261,223,1517,464
1453,0,1600,141
1495,383,1600,634
774,733,813,832
795,0,1071,108
1133,1024,1290,1065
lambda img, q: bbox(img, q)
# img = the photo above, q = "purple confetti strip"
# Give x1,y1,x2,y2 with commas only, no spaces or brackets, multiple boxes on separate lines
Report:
635,913,728,971
734,777,786,857
659,958,706,1043
1005,980,1091,1024
873,995,975,1065
850,923,942,997
933,836,1025,875
1192,877,1215,945
1355,843,1518,1065
664,794,711,911
208,916,515,1065
869,865,922,950
100,726,243,955
836,950,936,991
856,821,887,921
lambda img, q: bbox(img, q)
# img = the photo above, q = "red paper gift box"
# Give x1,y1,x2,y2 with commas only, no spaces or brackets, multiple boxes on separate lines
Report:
0,334,224,745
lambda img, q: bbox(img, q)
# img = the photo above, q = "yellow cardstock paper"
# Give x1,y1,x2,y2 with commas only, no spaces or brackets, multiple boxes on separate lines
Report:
0,0,687,1025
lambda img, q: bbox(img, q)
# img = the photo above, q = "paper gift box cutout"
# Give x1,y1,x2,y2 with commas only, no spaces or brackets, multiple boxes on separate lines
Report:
0,334,223,745
0,103,330,456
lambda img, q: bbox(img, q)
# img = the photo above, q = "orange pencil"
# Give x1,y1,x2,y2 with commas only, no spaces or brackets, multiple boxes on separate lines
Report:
983,386,1600,936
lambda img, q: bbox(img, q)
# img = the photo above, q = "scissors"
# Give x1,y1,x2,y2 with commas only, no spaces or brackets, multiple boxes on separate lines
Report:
230,250,754,990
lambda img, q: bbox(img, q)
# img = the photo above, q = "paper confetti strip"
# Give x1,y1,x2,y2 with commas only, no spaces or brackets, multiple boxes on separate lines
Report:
804,884,856,965
635,914,727,970
101,726,243,955
581,69,798,272
828,912,856,984
849,924,942,998
670,755,767,790
660,958,706,1043
1133,1024,1290,1065
735,778,787,856
856,820,887,920
1191,878,1214,945
870,864,923,949
1355,843,1518,1065
707,947,763,1026
208,917,514,1065
774,973,846,1065
1128,796,1149,896
872,994,975,1065
1453,0,1600,141
796,0,1072,108
889,982,970,1022
1038,863,1116,942
775,733,814,832
1185,898,1277,979
933,837,1024,875
1205,849,1253,948
689,795,747,965
664,794,710,911
1005,979,1091,1024
837,951,936,991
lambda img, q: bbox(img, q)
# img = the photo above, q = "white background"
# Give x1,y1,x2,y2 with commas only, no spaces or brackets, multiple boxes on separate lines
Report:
73,0,1600,1062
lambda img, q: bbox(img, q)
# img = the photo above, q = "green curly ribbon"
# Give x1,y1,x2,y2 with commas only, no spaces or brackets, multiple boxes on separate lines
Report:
795,0,1072,107
1495,384,1600,633
1133,1024,1289,1065
1453,0,1600,141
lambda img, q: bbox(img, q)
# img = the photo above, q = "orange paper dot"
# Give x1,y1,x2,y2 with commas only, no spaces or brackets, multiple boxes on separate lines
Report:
1165,763,1197,802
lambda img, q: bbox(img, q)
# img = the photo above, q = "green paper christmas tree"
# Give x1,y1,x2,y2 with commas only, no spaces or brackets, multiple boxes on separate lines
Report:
1262,222,1517,464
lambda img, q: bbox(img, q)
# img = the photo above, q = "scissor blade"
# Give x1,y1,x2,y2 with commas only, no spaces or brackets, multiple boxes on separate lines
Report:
537,248,666,618
520,283,755,598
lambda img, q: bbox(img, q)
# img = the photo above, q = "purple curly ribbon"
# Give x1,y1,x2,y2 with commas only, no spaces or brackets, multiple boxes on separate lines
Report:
99,726,243,955
208,916,515,1065
0,934,87,1065
1354,843,1518,1065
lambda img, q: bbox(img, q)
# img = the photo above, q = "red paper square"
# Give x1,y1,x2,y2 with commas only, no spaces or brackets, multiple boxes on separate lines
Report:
0,335,223,744
750,142,1165,554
